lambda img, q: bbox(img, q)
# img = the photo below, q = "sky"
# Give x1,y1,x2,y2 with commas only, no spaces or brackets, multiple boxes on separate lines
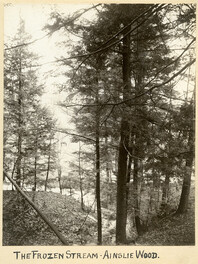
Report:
4,3,96,126
4,3,97,175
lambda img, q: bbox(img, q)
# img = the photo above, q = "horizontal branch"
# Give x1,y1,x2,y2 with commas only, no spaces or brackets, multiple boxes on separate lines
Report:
55,129,96,143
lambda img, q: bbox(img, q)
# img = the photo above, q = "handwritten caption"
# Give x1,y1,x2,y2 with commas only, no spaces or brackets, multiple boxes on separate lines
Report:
13,250,159,260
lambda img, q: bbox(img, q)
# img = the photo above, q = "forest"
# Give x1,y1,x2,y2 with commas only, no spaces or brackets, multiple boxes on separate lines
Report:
3,3,195,246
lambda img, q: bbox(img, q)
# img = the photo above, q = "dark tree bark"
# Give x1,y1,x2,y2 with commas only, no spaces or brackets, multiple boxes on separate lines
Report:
176,129,194,214
95,77,102,245
16,58,22,187
33,157,37,190
96,125,102,244
105,121,112,208
116,26,131,244
133,152,141,235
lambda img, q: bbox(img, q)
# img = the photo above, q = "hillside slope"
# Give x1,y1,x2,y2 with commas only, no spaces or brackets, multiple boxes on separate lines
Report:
3,188,195,246
3,190,97,245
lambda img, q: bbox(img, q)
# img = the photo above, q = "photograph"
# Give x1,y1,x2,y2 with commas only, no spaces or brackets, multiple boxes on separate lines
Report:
2,2,196,248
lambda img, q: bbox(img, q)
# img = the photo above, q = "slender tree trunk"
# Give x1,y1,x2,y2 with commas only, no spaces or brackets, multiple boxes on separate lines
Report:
133,154,142,235
16,58,22,187
162,173,170,205
11,158,17,191
116,25,131,244
95,77,102,245
58,166,62,194
34,134,38,191
96,128,102,244
45,138,52,191
34,157,37,191
22,158,25,188
79,142,84,211
105,122,112,208
126,154,132,209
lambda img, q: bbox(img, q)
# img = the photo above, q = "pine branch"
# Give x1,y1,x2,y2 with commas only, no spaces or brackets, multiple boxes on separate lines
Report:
59,58,195,110
27,4,165,69
122,58,195,105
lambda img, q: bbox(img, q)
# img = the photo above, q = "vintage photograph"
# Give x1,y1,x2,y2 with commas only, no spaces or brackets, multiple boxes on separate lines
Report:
3,3,195,246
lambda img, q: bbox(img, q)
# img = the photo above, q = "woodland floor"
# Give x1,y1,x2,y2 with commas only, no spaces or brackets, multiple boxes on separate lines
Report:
3,188,195,246
137,207,195,246
3,190,98,246
136,185,195,246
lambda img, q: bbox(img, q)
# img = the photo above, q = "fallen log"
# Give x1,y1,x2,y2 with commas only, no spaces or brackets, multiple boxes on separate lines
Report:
4,171,69,245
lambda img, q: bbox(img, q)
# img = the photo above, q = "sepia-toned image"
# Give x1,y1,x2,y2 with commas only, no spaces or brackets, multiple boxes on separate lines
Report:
2,2,195,248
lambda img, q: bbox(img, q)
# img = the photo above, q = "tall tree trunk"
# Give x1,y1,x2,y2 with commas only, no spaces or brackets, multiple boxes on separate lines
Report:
132,19,147,236
105,121,112,208
96,126,102,244
116,25,131,244
126,154,132,210
176,129,194,214
133,153,141,235
33,133,38,191
16,58,22,187
95,77,102,245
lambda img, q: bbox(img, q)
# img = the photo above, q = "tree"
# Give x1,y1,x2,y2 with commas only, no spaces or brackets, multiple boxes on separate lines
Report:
4,19,41,186
43,3,195,244
4,19,58,190
176,101,195,214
